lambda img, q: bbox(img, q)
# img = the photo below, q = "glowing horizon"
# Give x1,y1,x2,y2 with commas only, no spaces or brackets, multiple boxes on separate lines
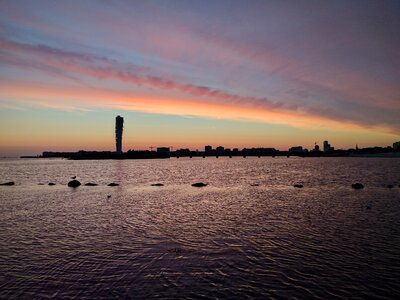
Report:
1,1,399,155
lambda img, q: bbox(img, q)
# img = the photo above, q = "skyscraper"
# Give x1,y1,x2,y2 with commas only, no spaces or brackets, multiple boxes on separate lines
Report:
115,115,124,154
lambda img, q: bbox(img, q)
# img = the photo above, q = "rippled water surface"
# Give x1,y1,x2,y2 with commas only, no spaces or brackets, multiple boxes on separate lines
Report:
1,157,400,299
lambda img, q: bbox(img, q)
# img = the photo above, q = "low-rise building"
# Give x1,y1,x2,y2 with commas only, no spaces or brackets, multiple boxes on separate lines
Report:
289,146,303,153
216,146,225,153
157,147,170,154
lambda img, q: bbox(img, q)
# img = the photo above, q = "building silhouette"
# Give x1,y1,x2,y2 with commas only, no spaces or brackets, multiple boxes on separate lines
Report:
323,141,330,152
216,146,225,154
115,115,124,154
157,147,170,154
289,146,304,153
323,140,334,152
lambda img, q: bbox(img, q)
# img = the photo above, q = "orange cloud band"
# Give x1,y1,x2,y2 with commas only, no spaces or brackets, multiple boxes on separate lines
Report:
1,78,393,135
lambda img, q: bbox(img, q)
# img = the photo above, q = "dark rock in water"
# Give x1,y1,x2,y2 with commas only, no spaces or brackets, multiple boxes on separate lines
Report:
387,184,394,188
151,183,164,186
38,183,45,185
48,182,56,186
108,183,119,186
366,204,372,210
107,195,111,198
85,183,98,186
352,183,364,189
67,180,81,188
192,182,207,187
0,181,15,186
250,183,260,186
294,184,303,188
71,176,76,179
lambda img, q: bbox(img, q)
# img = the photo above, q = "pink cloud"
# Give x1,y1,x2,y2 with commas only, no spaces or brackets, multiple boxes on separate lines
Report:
1,38,399,132
0,39,287,110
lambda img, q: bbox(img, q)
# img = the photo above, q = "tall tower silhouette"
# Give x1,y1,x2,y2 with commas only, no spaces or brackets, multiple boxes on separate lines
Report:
115,115,124,154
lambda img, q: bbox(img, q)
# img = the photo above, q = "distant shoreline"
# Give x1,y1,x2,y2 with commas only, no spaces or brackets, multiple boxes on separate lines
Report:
17,151,400,160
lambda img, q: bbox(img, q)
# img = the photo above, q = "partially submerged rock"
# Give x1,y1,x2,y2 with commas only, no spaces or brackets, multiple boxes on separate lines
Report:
0,181,15,186
67,180,81,188
387,184,394,188
192,182,207,187
250,183,260,186
84,183,98,186
151,183,164,186
293,184,303,188
352,183,364,189
108,183,119,186
48,182,56,186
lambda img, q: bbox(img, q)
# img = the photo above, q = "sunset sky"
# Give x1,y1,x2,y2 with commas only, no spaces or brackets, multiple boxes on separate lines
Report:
1,0,399,155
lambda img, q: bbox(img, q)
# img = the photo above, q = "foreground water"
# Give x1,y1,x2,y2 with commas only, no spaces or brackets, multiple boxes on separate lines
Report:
0,157,399,299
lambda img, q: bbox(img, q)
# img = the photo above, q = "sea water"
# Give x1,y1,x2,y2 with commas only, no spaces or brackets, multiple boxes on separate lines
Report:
1,157,399,298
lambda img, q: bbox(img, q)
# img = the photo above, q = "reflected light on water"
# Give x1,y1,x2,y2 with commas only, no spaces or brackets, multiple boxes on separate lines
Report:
0,157,399,298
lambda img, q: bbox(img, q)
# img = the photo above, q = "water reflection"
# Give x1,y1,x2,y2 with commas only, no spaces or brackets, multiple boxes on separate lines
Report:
0,157,399,298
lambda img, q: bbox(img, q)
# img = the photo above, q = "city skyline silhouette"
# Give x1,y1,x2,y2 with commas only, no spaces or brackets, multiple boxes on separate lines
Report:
31,115,399,160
